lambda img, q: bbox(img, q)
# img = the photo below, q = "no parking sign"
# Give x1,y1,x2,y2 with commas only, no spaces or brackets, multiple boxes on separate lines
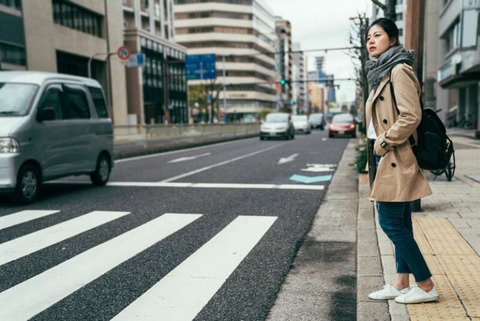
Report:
117,46,131,60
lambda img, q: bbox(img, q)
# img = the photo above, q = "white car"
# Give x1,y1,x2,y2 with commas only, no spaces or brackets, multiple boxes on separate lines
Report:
291,115,311,134
259,113,295,140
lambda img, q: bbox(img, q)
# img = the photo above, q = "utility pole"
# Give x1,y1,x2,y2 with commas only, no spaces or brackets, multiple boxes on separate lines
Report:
405,0,426,79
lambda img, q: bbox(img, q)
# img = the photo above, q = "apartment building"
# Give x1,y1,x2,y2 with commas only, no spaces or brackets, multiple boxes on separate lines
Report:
437,0,479,136
173,0,278,122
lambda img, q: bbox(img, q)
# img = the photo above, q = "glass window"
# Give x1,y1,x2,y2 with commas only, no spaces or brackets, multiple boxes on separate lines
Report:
52,0,103,38
38,86,64,120
0,83,38,116
88,87,109,118
63,86,91,119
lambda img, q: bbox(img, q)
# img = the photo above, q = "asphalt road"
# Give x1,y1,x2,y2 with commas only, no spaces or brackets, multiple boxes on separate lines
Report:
0,130,350,321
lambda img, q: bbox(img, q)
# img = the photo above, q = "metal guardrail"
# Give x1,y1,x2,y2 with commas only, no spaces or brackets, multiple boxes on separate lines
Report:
114,123,259,143
113,123,260,158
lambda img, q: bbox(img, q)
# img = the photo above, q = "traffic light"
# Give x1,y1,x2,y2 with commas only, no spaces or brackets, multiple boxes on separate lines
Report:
280,79,286,86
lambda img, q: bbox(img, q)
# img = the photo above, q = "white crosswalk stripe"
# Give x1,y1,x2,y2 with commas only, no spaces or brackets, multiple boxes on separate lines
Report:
0,213,202,321
0,211,277,321
112,215,277,321
0,210,60,230
0,211,130,266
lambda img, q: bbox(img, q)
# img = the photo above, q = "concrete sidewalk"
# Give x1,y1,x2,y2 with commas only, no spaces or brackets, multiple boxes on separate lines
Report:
267,129,480,321
358,131,480,321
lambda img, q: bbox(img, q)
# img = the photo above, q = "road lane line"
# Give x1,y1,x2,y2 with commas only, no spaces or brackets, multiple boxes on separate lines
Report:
0,211,130,266
112,215,277,321
161,144,283,182
0,213,202,321
0,210,60,230
107,182,324,190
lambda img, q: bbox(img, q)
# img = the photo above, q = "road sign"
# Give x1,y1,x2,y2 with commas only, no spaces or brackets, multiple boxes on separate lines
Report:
126,53,145,68
117,46,131,60
185,54,216,80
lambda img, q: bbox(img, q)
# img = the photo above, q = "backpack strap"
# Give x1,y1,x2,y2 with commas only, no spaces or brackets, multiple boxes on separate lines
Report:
390,82,417,147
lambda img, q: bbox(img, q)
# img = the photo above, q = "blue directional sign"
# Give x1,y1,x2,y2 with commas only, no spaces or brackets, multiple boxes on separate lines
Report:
185,54,216,80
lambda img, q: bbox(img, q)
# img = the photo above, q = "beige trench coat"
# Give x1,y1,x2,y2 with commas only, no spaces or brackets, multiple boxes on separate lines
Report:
365,63,432,202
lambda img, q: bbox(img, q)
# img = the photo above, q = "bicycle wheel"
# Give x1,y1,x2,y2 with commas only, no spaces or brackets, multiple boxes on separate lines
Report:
445,153,456,181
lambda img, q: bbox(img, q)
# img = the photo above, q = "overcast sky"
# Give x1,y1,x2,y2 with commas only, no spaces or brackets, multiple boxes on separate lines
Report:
263,0,373,103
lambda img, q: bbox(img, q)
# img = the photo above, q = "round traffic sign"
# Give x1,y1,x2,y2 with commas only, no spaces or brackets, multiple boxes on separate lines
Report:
117,46,131,60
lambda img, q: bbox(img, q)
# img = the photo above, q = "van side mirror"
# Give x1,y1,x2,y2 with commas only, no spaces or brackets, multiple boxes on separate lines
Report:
38,107,56,121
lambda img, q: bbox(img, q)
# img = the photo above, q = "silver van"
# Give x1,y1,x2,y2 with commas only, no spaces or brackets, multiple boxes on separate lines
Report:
0,71,114,204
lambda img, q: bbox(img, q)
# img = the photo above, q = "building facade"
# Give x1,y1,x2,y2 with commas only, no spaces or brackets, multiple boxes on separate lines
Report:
173,0,278,122
437,0,479,136
0,0,188,126
122,0,188,125
291,42,306,114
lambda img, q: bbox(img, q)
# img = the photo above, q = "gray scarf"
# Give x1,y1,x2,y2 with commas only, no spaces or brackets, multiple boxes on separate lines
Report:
366,45,414,91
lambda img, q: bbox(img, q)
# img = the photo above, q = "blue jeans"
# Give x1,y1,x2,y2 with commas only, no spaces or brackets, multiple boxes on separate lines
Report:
375,155,432,282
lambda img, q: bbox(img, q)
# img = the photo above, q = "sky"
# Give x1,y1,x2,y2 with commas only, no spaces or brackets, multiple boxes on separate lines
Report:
263,0,373,103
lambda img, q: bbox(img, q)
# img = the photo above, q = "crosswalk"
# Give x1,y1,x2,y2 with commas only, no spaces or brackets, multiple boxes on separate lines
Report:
0,210,277,320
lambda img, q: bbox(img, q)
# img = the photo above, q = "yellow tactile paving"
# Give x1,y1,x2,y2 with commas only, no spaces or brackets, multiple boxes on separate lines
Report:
404,217,480,321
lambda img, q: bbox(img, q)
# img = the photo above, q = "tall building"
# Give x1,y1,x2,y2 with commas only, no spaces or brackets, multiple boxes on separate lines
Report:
0,0,130,125
437,0,479,136
0,0,188,126
275,18,292,111
173,0,278,122
122,0,188,125
292,42,306,114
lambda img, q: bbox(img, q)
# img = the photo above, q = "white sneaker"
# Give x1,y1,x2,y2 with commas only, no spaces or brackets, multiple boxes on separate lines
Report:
368,284,409,300
395,286,439,304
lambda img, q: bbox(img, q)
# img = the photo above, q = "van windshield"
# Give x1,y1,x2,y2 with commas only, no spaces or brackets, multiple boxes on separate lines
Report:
0,83,38,116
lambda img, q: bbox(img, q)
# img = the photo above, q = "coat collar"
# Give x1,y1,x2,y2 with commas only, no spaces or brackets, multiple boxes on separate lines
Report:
371,75,391,101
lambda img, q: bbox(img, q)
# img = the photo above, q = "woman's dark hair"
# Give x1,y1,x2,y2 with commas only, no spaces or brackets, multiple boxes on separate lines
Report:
365,18,400,45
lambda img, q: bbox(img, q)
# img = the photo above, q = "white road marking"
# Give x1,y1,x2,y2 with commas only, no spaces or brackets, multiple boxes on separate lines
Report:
0,213,202,321
112,215,277,321
0,211,130,266
107,182,324,190
161,144,282,182
0,210,60,230
167,153,211,163
278,153,298,165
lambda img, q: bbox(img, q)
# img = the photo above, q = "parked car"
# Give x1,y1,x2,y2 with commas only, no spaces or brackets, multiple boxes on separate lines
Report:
328,113,357,138
308,113,326,130
260,112,295,140
291,115,311,134
0,71,114,204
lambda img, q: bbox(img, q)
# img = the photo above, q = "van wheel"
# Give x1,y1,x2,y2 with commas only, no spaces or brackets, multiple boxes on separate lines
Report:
90,154,111,186
14,164,41,204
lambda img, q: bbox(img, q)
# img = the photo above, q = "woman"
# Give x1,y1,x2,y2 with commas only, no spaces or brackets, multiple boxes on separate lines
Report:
364,18,438,304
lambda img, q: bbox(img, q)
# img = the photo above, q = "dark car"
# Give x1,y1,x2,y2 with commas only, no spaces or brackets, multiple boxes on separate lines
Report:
328,113,357,138
260,112,295,140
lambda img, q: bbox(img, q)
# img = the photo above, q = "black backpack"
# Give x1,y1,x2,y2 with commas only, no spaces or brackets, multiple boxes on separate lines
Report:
390,83,455,172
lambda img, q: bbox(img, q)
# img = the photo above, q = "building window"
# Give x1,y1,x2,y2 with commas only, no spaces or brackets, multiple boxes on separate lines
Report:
52,0,103,38
443,19,460,53
0,0,21,10
0,42,26,66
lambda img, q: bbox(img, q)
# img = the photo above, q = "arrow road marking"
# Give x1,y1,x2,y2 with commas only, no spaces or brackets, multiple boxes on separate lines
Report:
290,174,333,184
278,153,298,165
301,164,337,172
168,152,211,163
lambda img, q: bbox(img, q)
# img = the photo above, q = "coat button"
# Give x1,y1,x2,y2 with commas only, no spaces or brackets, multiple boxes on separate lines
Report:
391,163,397,167
383,119,388,124
379,96,384,101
